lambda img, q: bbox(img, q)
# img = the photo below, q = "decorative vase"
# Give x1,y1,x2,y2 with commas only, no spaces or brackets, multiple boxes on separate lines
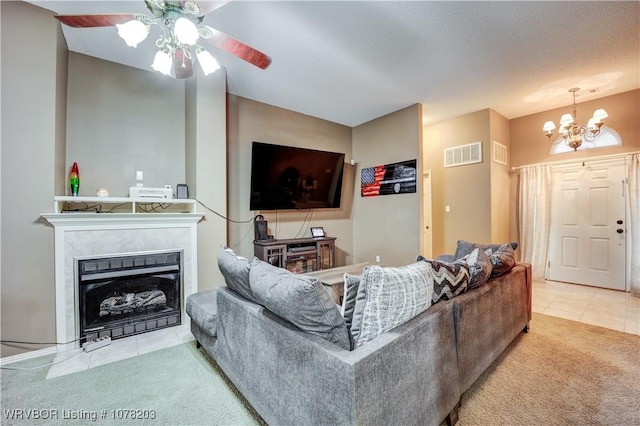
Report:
69,162,80,196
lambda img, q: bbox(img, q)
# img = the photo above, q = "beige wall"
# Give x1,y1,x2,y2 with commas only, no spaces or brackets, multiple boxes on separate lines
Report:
489,109,511,244
423,109,492,255
185,72,228,290
1,1,65,357
66,53,186,196
226,95,354,264
510,89,639,167
352,104,422,266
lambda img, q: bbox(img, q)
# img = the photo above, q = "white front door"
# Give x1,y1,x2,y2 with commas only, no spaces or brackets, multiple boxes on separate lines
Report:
548,159,627,290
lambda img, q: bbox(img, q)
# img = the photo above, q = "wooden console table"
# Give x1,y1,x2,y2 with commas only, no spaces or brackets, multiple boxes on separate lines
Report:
254,237,336,273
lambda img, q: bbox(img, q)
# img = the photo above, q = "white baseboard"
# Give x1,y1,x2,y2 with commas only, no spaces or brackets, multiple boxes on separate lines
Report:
0,346,57,366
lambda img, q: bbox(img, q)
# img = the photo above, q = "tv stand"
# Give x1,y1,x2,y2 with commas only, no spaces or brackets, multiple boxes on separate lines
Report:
253,237,336,273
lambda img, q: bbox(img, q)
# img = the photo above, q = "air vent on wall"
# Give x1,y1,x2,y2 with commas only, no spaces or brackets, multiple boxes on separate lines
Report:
444,141,482,168
493,141,507,165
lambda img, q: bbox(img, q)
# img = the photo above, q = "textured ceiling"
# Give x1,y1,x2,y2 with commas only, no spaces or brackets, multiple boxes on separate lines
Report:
27,1,640,127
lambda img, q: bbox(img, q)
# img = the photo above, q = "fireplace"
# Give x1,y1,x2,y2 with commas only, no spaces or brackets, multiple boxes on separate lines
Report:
42,211,202,351
77,250,182,342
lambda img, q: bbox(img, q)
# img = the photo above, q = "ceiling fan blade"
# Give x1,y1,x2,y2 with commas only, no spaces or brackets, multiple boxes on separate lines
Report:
55,14,139,28
201,26,271,70
173,50,194,79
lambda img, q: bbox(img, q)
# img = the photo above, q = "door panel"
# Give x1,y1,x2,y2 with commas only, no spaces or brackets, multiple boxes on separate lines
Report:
421,172,433,259
548,160,626,290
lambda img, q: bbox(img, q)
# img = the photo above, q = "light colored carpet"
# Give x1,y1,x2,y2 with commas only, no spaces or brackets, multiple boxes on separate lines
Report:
2,313,638,425
457,312,640,425
1,342,263,425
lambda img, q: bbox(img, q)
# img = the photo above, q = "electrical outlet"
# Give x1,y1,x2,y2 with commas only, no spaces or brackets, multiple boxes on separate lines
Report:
375,255,381,263
136,170,144,181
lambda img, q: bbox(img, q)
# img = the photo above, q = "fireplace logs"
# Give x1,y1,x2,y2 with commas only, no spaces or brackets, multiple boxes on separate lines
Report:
99,290,167,317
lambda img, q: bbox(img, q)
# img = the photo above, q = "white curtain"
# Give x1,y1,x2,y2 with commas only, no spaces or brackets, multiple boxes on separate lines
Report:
628,153,640,297
518,165,553,282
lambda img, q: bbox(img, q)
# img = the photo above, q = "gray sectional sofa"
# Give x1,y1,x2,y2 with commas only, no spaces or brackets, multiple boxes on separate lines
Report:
187,247,532,426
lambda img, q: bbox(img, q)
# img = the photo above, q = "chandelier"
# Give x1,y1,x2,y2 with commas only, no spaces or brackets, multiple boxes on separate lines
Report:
542,88,608,151
115,1,220,77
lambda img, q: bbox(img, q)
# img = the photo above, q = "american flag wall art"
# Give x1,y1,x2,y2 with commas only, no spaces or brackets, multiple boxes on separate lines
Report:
360,159,417,197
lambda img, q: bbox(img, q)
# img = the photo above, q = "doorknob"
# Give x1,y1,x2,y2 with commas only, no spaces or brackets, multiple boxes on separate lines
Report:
617,220,623,225
616,229,624,234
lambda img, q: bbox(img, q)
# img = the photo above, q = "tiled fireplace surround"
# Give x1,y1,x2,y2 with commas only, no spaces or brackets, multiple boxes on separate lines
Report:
42,213,202,352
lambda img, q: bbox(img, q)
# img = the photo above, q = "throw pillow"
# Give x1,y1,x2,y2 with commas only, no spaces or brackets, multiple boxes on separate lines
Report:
341,273,361,331
461,248,492,290
249,260,351,350
217,245,257,303
351,262,434,348
454,240,519,260
487,243,517,277
418,256,469,303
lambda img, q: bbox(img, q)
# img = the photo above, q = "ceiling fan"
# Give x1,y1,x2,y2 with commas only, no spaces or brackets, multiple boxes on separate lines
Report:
55,0,272,79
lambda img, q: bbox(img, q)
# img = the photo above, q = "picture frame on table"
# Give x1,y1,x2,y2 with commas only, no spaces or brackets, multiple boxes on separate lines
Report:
311,227,325,238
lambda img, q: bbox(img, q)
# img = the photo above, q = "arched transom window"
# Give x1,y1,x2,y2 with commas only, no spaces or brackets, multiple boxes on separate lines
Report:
550,126,622,154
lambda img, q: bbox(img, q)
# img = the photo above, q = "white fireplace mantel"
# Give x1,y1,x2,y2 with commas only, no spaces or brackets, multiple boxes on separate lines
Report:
42,210,204,351
42,212,204,227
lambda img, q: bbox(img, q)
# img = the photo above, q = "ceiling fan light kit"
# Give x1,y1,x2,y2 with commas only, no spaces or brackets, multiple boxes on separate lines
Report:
196,46,220,76
116,18,150,47
151,49,173,75
55,0,271,79
543,88,608,151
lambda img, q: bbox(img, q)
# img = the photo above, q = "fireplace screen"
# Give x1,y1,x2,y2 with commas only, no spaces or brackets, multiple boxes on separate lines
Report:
77,250,182,342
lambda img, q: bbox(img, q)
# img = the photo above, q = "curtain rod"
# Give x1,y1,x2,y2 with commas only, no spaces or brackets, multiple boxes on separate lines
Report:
511,151,639,171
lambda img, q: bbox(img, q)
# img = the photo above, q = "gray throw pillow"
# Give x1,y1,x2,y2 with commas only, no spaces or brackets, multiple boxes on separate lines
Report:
249,260,351,350
351,262,434,348
487,244,517,277
462,248,492,289
454,240,518,260
341,273,361,331
217,245,257,303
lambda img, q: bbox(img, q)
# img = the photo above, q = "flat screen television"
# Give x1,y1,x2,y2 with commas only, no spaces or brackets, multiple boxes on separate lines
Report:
250,142,345,210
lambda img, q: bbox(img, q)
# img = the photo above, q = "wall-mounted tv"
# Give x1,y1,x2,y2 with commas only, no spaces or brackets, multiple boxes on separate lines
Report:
250,142,345,211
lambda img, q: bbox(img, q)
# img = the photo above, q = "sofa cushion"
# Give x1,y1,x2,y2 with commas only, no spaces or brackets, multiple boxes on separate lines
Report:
454,240,518,260
418,257,469,303
186,289,218,336
351,262,433,348
249,260,351,350
487,243,517,277
462,248,492,290
341,273,361,331
217,245,257,303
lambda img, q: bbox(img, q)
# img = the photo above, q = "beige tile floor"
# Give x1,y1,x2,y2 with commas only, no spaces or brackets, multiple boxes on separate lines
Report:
532,280,640,336
46,323,194,379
